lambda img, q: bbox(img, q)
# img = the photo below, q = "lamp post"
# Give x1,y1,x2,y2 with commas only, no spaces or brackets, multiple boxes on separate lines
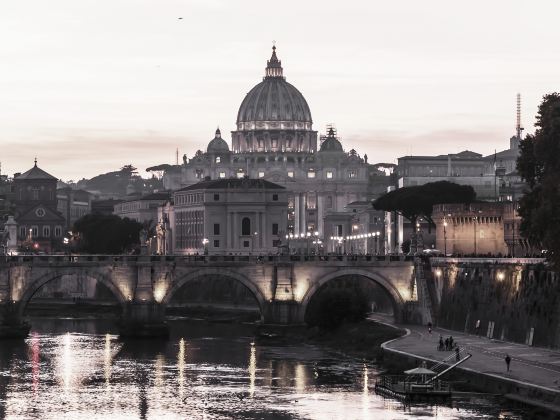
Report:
443,220,448,256
313,231,319,255
252,231,258,255
473,216,477,255
375,231,381,255
202,238,209,255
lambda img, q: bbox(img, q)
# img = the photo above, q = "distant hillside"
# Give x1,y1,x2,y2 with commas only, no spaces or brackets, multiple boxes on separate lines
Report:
76,165,163,198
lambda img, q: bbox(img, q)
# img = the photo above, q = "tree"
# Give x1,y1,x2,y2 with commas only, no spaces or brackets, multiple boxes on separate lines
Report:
373,181,476,253
517,93,560,266
73,214,143,254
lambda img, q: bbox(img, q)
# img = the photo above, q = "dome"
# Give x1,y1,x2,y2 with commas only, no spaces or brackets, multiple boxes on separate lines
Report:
236,46,312,129
319,128,343,152
207,128,229,153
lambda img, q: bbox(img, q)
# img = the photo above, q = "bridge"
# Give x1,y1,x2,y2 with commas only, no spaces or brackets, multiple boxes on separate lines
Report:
0,254,418,338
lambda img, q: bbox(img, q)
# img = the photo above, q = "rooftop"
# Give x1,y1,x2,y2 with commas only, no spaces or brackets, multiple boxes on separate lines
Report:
178,178,285,192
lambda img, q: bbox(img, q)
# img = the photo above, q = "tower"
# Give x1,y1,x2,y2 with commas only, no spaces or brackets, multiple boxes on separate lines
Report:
511,93,524,149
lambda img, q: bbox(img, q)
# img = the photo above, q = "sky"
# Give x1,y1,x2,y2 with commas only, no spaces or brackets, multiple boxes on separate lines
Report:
1,0,559,181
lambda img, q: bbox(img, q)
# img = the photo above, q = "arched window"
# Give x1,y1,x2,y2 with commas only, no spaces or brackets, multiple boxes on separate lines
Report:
242,217,251,236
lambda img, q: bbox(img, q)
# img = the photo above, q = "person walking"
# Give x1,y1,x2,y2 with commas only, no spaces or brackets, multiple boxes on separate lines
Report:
428,322,432,334
449,336,454,349
444,337,450,351
505,354,511,372
455,347,460,362
438,336,444,351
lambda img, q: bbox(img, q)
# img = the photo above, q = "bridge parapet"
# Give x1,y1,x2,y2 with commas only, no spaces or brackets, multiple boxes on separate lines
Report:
0,254,418,338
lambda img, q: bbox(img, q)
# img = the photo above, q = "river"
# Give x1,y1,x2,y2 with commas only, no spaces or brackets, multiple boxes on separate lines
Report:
0,318,531,419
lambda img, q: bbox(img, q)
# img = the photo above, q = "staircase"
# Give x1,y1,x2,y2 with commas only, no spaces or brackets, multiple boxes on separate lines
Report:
414,259,434,325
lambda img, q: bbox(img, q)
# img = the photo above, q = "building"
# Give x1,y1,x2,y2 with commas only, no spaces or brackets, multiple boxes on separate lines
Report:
113,191,171,224
432,203,509,256
56,187,93,229
324,201,384,254
171,178,288,255
163,46,389,239
13,161,66,252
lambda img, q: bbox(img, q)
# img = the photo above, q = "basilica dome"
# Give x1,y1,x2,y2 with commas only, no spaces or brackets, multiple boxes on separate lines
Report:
319,127,343,152
236,46,312,131
207,128,229,153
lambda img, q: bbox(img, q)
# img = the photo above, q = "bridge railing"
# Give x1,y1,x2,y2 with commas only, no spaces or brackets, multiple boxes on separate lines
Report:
1,254,416,265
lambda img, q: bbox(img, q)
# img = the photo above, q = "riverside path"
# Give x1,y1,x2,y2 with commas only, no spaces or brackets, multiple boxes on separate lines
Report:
371,313,560,413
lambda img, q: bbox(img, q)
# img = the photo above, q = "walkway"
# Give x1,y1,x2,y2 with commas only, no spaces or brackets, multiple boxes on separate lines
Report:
370,314,560,399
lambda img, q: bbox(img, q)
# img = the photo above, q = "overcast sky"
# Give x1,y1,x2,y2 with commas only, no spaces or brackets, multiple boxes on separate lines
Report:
1,0,559,180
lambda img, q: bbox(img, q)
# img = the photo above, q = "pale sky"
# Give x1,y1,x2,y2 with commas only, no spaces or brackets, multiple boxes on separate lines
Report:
1,0,559,180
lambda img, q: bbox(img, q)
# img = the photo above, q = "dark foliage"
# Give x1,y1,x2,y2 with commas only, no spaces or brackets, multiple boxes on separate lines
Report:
306,288,369,330
373,181,476,227
73,214,143,254
517,93,560,267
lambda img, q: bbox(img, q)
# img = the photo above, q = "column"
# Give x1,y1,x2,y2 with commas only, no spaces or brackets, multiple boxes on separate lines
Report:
294,194,300,233
299,193,306,233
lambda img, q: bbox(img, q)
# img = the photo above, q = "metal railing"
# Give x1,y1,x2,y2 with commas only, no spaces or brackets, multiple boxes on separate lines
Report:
375,375,450,393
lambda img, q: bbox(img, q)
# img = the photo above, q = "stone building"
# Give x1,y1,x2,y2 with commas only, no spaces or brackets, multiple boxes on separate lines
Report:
163,46,388,239
56,187,93,229
432,203,509,256
113,191,171,224
12,162,66,252
324,201,385,254
171,178,288,255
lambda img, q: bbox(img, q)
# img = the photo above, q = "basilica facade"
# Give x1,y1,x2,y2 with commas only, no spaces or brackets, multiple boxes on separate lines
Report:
163,46,388,243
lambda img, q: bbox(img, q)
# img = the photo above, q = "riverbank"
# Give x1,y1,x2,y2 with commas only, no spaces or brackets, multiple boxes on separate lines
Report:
372,314,560,418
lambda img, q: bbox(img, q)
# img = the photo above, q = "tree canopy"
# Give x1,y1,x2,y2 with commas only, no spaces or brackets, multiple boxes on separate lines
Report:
373,181,476,226
517,93,560,266
72,214,143,254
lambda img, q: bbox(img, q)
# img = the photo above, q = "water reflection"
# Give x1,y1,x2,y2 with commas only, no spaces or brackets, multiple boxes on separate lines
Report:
248,342,256,397
0,318,533,420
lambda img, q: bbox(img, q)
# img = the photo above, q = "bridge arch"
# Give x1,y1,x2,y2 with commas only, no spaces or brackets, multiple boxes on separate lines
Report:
300,268,406,322
17,269,127,318
161,267,267,316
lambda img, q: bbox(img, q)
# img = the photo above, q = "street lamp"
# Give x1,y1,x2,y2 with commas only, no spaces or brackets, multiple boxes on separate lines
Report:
202,238,209,255
251,231,258,255
443,220,448,256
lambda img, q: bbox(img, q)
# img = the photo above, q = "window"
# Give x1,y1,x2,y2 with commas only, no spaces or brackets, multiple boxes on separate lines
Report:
219,171,226,178
213,194,220,201
242,217,251,236
215,156,221,163
54,226,62,237
19,226,26,238
272,223,279,235
32,189,39,200
243,240,250,247
214,223,220,235
237,170,245,178
307,170,316,179
31,226,38,237
287,171,294,178
337,225,343,236
272,194,278,201
258,171,265,178
326,171,333,179
348,170,356,178
213,240,220,248
271,139,278,148
327,196,333,209
42,226,50,237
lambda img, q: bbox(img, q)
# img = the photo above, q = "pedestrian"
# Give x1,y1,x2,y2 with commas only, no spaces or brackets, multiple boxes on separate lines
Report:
449,336,454,349
455,347,460,362
438,336,444,351
444,337,450,351
428,322,432,334
505,354,511,372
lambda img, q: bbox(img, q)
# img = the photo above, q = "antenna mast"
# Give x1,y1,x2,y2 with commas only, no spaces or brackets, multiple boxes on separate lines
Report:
516,93,524,140
176,148,179,165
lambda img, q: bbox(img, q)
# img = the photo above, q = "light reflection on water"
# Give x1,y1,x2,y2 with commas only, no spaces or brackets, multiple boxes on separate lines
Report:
0,319,530,420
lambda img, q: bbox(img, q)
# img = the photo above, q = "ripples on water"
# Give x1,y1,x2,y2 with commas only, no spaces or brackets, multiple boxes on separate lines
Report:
0,319,529,419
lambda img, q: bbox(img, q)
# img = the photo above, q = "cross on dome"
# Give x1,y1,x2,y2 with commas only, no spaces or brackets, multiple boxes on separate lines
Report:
265,44,283,79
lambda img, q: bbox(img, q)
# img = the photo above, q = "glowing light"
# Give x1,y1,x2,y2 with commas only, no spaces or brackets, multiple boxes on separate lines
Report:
154,284,167,303
497,272,505,281
104,333,112,387
178,338,186,399
248,343,256,398
435,269,442,277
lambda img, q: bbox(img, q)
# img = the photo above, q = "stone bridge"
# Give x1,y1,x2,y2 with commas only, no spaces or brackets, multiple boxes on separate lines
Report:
0,254,418,337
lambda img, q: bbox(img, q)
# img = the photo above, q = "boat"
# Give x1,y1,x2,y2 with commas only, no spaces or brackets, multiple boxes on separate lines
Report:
375,348,472,401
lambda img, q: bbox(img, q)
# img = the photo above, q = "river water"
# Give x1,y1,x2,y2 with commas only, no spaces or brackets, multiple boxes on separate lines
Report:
0,318,531,420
